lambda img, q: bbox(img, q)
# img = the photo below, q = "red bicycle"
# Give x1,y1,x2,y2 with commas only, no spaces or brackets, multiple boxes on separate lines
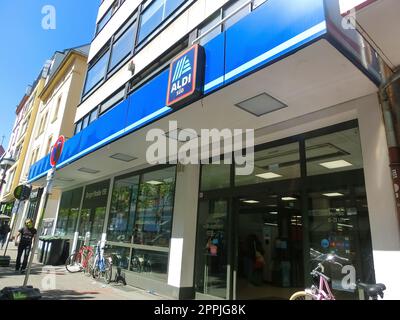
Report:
65,245,94,274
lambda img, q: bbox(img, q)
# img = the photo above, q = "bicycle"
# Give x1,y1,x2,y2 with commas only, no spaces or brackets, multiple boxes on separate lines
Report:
130,252,152,273
65,245,94,274
91,241,113,284
290,249,386,300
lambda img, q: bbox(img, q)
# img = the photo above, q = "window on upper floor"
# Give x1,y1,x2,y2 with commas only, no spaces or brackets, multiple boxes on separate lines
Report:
197,0,267,45
52,95,62,122
137,0,187,44
109,20,136,72
100,87,125,115
38,112,48,136
83,48,111,96
46,135,53,155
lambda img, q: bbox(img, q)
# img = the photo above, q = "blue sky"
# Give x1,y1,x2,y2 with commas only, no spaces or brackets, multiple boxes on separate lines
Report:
0,0,99,149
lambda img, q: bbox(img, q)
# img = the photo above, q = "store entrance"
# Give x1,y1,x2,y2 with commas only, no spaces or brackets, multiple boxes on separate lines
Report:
235,188,304,300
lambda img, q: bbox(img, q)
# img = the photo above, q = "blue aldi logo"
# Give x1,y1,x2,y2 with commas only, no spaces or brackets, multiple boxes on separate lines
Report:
167,44,205,108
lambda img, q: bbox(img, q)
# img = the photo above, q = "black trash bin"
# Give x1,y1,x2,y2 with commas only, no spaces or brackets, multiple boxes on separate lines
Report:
43,239,70,266
38,239,49,263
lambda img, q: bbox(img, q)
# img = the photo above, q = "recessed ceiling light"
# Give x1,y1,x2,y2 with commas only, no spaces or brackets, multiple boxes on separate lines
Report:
264,223,278,227
282,197,297,201
319,160,353,169
78,167,100,174
146,180,163,185
256,172,283,180
110,153,137,162
269,211,278,215
323,193,344,197
243,200,260,204
235,93,288,117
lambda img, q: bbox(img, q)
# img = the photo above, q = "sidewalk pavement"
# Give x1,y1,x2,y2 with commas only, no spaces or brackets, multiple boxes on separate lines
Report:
0,247,171,300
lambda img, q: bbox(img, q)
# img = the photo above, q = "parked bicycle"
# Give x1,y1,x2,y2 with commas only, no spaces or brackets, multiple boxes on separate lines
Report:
290,249,386,300
91,241,113,284
65,244,94,274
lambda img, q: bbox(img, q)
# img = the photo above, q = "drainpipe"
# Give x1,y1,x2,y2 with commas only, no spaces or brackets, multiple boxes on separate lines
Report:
379,59,400,227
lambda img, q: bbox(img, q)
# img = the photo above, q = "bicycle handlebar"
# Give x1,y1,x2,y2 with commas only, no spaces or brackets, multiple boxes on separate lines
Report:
310,248,350,267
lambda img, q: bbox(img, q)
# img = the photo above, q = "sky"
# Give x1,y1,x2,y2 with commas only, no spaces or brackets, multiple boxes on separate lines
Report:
0,0,99,149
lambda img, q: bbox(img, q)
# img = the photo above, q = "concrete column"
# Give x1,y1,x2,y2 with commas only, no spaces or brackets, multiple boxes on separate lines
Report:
167,164,200,299
357,94,400,299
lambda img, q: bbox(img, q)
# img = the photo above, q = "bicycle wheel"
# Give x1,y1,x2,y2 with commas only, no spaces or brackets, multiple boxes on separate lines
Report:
289,291,315,300
84,254,95,276
65,253,83,273
104,258,112,284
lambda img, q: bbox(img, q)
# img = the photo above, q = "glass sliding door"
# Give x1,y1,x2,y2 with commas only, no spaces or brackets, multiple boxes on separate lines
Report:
305,126,374,299
195,198,230,299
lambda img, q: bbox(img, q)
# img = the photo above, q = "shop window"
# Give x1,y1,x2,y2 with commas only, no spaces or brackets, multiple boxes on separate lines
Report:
55,187,83,239
106,166,176,282
235,142,301,186
83,49,110,96
135,167,176,247
79,180,110,244
108,175,140,243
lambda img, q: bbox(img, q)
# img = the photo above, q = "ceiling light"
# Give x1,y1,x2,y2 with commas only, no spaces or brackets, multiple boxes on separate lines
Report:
256,172,283,180
110,153,137,162
243,200,260,204
337,223,354,228
282,197,297,201
264,223,278,227
319,160,353,169
269,212,278,215
78,167,100,174
146,180,163,185
235,93,288,117
323,193,344,197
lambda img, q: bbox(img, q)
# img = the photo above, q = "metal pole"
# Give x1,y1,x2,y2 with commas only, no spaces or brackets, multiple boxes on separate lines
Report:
3,200,20,256
23,167,55,286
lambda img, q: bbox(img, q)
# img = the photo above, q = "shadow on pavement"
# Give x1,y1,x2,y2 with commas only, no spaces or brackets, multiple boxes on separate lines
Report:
41,289,99,300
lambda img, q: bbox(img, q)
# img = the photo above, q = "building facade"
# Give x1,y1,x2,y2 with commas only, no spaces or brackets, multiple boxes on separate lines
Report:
0,74,45,218
28,0,400,299
16,46,89,232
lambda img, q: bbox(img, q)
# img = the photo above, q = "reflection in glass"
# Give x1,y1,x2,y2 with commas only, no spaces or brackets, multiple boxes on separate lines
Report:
55,187,83,239
130,249,169,281
134,167,176,247
107,175,140,243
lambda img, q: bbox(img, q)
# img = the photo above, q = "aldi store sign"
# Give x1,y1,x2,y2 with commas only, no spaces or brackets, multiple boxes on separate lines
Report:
167,44,205,109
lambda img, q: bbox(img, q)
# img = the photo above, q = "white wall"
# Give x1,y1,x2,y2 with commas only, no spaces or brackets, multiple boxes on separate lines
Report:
168,164,200,290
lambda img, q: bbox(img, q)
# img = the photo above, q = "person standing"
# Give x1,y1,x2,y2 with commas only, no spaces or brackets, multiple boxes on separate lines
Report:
15,219,37,273
0,221,11,249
